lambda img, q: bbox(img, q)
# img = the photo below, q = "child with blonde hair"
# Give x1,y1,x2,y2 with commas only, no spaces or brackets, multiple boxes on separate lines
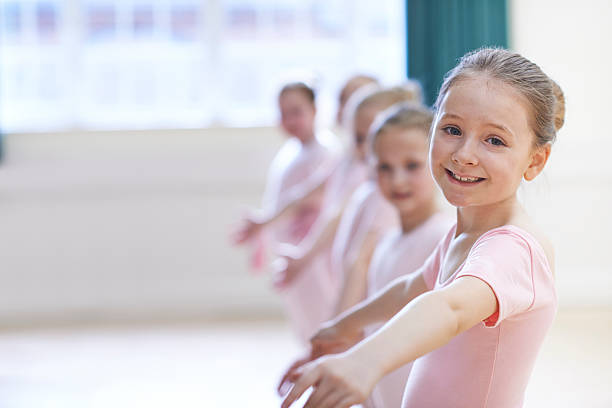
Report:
281,48,565,408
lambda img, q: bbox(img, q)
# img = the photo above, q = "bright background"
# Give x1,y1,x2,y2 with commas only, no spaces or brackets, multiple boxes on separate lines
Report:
0,0,610,407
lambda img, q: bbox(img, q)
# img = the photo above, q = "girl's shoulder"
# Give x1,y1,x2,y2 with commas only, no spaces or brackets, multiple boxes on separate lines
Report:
473,224,555,275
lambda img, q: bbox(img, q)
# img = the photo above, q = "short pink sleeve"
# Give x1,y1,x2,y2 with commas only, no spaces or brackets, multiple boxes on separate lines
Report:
456,230,535,328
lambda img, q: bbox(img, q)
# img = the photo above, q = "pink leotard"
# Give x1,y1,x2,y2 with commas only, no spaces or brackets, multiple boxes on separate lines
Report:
401,225,557,408
252,131,339,269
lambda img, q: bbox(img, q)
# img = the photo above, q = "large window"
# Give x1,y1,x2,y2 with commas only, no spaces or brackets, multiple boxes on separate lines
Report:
0,0,406,132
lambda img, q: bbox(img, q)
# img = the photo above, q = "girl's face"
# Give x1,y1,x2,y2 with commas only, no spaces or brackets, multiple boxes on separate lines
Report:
279,90,315,143
374,127,436,217
353,106,378,161
429,75,546,208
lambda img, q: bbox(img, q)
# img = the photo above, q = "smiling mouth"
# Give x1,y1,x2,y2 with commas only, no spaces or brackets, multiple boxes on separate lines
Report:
392,192,412,200
445,169,485,183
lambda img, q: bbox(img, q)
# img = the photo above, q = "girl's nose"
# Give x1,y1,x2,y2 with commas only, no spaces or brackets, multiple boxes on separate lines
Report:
391,169,409,188
451,137,479,166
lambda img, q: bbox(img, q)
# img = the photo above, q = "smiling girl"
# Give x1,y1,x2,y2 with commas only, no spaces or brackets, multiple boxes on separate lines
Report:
280,47,565,408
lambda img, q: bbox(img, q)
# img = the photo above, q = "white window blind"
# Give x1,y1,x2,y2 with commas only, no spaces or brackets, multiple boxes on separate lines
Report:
0,0,406,132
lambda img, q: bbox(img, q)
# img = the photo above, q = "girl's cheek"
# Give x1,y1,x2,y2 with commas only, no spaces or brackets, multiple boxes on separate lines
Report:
378,175,391,197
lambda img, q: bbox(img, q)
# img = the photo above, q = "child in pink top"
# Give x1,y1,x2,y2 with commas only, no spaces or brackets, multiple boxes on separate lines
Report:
236,81,377,342
271,85,388,341
233,82,338,261
280,48,565,408
330,85,424,315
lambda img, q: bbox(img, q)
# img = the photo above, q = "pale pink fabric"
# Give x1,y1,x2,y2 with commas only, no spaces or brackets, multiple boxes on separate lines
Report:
252,132,339,270
279,153,369,342
363,213,452,408
261,131,339,247
330,180,399,288
402,225,557,408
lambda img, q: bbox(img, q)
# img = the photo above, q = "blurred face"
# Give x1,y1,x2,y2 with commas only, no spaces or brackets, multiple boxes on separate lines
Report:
429,75,545,208
353,106,378,161
374,127,436,217
279,90,316,143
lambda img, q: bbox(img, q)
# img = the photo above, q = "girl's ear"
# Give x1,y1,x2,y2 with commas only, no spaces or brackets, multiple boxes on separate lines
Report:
524,143,551,181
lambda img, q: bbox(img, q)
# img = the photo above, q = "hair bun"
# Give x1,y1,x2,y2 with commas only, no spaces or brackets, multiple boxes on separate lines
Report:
550,79,565,132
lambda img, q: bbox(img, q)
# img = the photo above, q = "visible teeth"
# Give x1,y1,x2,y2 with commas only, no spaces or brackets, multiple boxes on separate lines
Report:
450,172,480,182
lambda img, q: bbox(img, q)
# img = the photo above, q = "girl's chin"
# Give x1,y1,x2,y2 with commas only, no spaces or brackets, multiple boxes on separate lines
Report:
396,203,419,216
441,192,474,208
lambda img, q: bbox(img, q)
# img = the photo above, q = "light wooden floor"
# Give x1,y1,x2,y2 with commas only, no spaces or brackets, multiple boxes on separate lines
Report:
0,308,610,408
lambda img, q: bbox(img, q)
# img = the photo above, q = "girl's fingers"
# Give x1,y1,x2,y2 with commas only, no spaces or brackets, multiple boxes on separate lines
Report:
273,263,301,289
280,367,319,408
272,269,290,290
319,390,351,408
336,395,360,408
303,375,335,408
277,356,310,396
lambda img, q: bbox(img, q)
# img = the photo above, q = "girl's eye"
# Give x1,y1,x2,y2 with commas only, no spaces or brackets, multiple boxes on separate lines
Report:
443,126,461,136
377,164,390,172
406,162,420,171
486,136,506,146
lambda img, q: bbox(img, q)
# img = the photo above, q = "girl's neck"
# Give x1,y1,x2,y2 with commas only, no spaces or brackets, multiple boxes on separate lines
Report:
400,200,439,234
455,195,524,236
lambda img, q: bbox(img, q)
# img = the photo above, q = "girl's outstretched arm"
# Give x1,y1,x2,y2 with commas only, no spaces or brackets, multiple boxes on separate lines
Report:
277,271,429,393
330,270,430,335
272,210,343,288
232,162,334,245
280,276,497,408
232,183,324,245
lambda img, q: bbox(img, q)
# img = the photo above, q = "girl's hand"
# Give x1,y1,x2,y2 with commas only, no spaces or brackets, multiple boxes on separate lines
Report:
272,255,305,289
280,353,378,408
310,320,363,358
231,217,263,245
271,244,306,289
277,352,314,396
277,320,364,395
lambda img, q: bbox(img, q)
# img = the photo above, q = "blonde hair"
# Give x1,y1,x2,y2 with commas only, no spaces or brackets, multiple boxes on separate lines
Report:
370,103,434,154
356,82,423,117
434,47,565,146
339,75,379,106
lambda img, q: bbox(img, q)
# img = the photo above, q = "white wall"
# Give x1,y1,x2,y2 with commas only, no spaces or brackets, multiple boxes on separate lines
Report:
0,1,610,327
510,0,612,306
0,127,287,327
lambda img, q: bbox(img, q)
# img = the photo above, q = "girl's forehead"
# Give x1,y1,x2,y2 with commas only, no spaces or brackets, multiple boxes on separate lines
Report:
279,89,311,103
438,76,532,131
447,76,523,104
375,128,429,154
